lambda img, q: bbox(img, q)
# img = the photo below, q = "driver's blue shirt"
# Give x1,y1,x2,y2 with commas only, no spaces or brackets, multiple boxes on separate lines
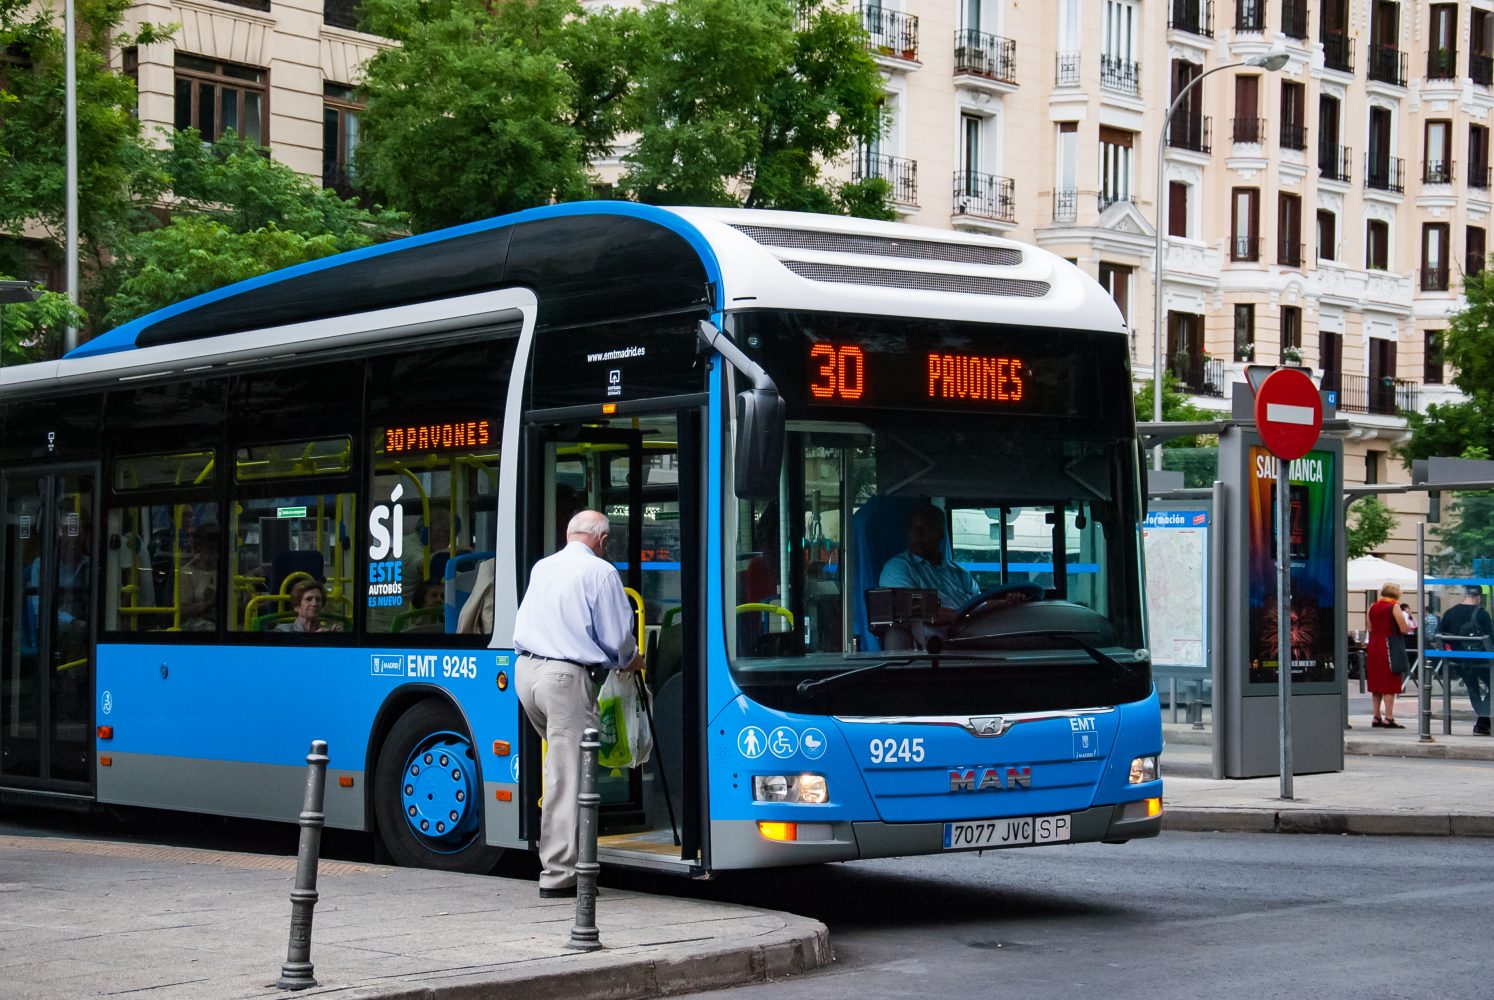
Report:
879,550,979,610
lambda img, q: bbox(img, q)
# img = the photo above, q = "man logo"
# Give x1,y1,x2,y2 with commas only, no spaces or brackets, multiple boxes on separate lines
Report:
964,715,1012,737
949,766,1033,792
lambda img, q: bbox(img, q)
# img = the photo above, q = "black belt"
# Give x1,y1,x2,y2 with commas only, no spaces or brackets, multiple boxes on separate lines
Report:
524,654,608,685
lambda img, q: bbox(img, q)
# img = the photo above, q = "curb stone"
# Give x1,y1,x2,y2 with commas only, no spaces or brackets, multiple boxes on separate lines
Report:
1164,808,1494,838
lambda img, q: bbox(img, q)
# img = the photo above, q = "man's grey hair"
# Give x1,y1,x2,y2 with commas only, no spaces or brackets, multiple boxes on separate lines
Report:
567,510,610,539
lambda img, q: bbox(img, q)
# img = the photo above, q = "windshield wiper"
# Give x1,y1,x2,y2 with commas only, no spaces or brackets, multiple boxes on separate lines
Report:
942,629,1141,678
795,652,1009,698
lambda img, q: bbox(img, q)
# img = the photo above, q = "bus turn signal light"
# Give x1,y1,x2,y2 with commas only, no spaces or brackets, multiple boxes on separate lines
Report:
757,821,797,842
493,741,510,756
495,789,513,802
97,726,113,740
100,756,112,767
338,776,354,788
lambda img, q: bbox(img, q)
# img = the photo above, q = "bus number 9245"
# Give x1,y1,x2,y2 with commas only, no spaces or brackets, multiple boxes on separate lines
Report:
869,737,925,763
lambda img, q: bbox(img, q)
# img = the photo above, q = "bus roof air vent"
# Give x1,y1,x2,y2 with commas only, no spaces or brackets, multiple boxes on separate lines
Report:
781,262,1049,298
728,225,1023,267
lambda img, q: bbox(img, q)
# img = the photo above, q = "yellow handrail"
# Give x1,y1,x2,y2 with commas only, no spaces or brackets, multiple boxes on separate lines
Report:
623,586,646,668
736,602,795,629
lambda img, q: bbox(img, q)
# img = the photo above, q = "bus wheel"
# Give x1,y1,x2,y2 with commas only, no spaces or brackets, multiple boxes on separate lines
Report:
374,699,502,874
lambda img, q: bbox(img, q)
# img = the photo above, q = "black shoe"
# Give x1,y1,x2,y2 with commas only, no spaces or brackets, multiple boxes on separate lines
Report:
1473,718,1491,736
539,885,577,899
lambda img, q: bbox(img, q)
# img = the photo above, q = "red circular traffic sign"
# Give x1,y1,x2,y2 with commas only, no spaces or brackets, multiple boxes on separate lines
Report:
1254,367,1323,461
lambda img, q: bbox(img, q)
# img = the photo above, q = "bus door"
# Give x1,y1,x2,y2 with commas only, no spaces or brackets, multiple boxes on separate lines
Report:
0,468,95,791
522,408,706,871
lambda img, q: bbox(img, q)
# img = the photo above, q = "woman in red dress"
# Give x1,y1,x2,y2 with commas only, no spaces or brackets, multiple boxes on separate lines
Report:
1366,581,1411,728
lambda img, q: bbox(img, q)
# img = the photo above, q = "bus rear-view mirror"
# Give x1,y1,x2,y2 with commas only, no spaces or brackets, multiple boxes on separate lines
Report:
735,388,785,500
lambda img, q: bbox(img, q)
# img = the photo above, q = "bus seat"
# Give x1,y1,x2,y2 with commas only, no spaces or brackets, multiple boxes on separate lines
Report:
269,550,324,596
651,621,685,692
850,495,943,651
253,610,351,632
444,551,494,634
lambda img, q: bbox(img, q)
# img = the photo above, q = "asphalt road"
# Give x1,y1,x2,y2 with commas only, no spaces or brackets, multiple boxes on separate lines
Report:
678,832,1492,1000
3,808,1488,1000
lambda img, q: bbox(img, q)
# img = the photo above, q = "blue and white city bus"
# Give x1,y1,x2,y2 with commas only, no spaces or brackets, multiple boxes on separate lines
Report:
0,203,1162,875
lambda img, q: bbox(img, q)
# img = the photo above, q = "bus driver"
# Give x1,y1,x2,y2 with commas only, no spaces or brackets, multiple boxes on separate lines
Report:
879,504,979,624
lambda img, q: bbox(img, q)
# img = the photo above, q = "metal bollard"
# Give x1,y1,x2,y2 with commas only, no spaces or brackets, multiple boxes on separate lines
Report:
567,727,604,952
277,740,329,990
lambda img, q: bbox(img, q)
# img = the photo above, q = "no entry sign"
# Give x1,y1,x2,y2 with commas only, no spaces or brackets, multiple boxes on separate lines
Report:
1253,367,1323,461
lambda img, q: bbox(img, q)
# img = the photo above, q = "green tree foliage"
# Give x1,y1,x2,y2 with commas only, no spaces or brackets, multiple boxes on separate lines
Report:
1432,446,1494,574
1133,381,1220,488
1405,269,1494,462
1346,496,1397,559
0,0,168,351
354,0,892,231
103,133,407,326
354,0,606,231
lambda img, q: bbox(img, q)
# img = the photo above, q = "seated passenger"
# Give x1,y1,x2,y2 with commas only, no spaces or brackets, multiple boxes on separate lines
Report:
879,504,978,624
179,523,219,631
274,580,343,634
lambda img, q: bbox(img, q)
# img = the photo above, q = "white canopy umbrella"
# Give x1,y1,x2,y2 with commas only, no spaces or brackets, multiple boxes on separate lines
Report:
1346,555,1419,593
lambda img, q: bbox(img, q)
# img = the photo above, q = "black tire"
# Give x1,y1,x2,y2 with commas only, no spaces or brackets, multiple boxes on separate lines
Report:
373,699,503,874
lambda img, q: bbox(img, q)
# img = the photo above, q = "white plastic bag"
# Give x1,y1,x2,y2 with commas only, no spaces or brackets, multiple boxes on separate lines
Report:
596,671,653,769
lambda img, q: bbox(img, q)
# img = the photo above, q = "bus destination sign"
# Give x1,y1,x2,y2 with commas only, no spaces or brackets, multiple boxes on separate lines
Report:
807,340,1036,411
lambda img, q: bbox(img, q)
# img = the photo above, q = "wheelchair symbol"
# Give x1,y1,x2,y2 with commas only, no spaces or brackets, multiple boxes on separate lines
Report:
768,726,799,758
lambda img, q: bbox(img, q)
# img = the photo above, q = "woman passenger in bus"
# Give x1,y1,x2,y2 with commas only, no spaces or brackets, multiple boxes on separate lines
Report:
274,580,344,633
178,523,220,631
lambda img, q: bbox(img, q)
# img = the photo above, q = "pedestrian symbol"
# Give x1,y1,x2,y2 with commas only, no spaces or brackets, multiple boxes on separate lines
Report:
800,727,827,760
768,726,799,758
738,726,767,759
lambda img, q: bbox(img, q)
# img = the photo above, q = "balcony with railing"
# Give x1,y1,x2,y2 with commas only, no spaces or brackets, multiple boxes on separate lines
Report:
1365,154,1405,193
1231,235,1261,261
859,5,919,62
1474,53,1494,87
1322,31,1354,73
953,171,1016,223
1168,115,1212,153
1235,0,1265,32
1319,143,1352,182
1169,0,1214,37
322,160,357,199
1471,165,1491,191
1427,47,1458,80
1098,192,1134,212
1232,117,1266,143
1056,51,1081,86
324,0,360,29
1281,0,1308,39
1423,159,1455,185
1278,239,1304,267
1279,121,1307,151
1329,373,1419,416
953,30,1017,85
1171,354,1226,398
1367,45,1407,86
853,150,918,206
1052,188,1078,222
1420,266,1450,291
1099,55,1140,94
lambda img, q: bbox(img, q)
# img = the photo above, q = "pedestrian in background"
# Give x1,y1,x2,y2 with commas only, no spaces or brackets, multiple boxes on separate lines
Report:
513,510,642,897
1365,581,1411,728
1437,585,1492,736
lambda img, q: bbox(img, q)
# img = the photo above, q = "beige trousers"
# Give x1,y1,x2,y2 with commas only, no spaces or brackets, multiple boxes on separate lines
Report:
515,654,600,890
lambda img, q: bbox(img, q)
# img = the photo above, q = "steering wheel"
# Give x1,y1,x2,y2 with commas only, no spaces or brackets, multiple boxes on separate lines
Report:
954,583,1044,619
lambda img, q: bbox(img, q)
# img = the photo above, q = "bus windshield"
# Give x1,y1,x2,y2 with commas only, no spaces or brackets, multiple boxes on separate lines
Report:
728,311,1148,717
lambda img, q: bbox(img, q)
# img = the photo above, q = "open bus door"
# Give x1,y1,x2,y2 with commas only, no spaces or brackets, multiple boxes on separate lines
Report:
0,468,95,795
521,408,706,873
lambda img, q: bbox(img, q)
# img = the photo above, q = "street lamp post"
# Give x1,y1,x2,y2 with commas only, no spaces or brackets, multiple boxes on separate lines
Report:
64,0,79,354
1152,48,1290,471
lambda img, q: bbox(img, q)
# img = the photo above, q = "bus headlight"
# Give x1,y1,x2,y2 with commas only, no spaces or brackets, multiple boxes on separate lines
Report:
1128,755,1159,784
753,774,830,803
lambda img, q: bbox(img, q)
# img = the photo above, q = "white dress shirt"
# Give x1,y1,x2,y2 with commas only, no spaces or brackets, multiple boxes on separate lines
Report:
513,541,637,668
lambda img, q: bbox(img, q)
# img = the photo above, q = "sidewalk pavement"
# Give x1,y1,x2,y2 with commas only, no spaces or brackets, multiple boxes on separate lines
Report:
0,833,827,1000
1160,689,1494,838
